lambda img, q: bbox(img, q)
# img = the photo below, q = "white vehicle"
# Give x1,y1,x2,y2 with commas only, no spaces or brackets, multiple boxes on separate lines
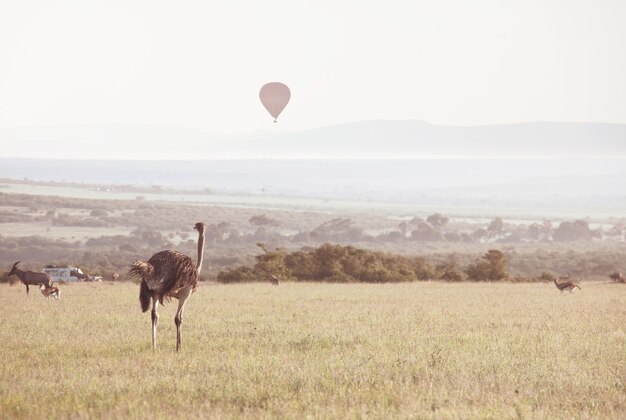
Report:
42,267,89,282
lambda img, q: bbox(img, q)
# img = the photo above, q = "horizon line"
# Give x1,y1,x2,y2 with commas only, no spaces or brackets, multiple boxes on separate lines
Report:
2,156,626,161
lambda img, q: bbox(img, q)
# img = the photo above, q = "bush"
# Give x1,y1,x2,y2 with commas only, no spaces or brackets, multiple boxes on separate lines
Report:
465,250,509,281
217,266,256,283
537,272,556,282
413,257,436,280
90,209,109,217
436,262,464,282
220,243,428,283
553,220,592,242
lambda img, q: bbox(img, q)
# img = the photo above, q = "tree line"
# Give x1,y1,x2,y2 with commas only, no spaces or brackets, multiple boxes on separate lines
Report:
2,193,625,245
217,243,584,284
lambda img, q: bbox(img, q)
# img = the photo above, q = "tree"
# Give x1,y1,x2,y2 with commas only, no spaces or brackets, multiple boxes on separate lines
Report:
90,209,108,217
399,217,423,238
426,213,449,228
217,266,256,283
465,250,509,281
606,224,624,240
527,221,552,241
310,218,366,242
249,214,280,227
398,221,411,238
130,227,170,248
538,272,556,282
444,232,461,242
410,222,442,242
472,228,488,243
413,257,435,280
436,261,464,282
253,243,291,281
377,231,404,243
553,220,592,242
486,217,505,241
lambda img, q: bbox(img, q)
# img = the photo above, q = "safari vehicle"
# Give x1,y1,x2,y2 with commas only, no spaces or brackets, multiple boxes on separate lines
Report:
42,267,90,282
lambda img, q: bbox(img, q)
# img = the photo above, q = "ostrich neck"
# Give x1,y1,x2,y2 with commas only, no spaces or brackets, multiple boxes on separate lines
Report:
196,232,205,275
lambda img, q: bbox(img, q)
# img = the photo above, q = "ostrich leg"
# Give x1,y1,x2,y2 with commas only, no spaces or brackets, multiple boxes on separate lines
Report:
175,286,193,352
151,298,159,350
26,284,29,295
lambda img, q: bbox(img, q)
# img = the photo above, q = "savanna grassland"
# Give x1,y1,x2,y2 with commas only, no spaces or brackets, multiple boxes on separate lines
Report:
1,281,625,419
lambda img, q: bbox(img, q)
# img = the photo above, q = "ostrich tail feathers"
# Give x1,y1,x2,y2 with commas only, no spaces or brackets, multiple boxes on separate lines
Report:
129,260,154,280
139,280,151,312
130,261,154,312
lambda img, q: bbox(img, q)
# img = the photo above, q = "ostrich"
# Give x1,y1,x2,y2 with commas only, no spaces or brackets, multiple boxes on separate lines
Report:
40,283,61,301
554,275,581,293
7,262,53,295
130,222,205,352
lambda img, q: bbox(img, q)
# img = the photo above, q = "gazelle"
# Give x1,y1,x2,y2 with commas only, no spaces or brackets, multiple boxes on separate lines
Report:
40,283,61,301
554,275,580,293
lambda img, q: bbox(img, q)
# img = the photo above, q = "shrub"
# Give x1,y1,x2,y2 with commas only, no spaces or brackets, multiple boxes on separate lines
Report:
537,272,556,282
221,243,427,283
465,250,509,281
553,220,592,242
436,262,465,282
90,209,109,217
217,266,256,283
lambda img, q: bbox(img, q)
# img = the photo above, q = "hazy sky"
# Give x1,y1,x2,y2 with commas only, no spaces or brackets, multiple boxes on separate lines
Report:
1,0,625,135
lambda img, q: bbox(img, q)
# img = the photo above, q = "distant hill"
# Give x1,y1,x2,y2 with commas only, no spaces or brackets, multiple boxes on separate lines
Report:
1,120,625,159
224,120,626,159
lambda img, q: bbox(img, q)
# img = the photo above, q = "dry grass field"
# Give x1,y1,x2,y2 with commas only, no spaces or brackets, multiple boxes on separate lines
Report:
0,281,625,419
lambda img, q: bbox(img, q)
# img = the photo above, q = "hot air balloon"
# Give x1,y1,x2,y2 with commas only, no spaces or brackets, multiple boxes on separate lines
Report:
259,82,290,122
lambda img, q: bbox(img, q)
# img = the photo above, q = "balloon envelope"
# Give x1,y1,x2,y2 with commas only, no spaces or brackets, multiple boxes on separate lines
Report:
259,82,290,121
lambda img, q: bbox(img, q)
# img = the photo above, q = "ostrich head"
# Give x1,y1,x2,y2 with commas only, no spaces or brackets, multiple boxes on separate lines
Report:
194,222,205,234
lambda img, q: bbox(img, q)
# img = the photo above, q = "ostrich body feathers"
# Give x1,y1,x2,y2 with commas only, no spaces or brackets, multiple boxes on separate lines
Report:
130,250,198,312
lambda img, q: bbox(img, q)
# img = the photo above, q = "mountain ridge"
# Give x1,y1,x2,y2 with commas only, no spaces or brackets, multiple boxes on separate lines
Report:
1,120,625,159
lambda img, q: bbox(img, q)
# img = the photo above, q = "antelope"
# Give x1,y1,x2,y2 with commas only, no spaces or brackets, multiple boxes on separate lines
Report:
40,283,61,301
554,275,581,293
8,262,53,295
609,272,625,283
270,274,280,286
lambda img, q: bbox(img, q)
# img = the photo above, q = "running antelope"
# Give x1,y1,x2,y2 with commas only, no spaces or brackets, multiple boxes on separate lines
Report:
554,275,581,293
40,283,61,301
